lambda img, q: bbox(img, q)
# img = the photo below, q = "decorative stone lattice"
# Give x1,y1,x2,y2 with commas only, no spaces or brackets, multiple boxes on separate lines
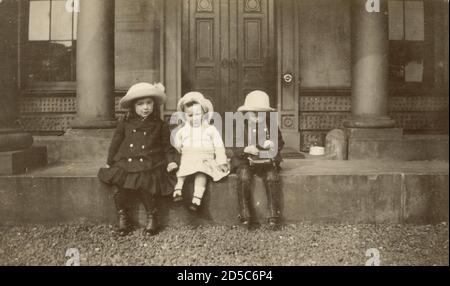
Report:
299,95,448,112
16,94,448,140
299,113,350,130
18,97,76,113
299,96,351,112
19,115,76,131
298,92,448,150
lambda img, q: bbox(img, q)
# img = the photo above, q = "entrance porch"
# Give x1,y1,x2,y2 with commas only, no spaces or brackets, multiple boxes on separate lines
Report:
0,0,448,227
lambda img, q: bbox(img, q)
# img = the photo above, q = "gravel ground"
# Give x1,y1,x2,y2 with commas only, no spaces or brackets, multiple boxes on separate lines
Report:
0,222,448,266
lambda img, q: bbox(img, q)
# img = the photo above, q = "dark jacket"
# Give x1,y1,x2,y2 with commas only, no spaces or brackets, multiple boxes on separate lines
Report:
231,118,285,170
107,114,179,173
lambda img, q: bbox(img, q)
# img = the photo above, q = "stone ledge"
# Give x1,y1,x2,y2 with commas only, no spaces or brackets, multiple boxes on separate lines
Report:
0,160,447,226
0,147,47,175
348,135,449,161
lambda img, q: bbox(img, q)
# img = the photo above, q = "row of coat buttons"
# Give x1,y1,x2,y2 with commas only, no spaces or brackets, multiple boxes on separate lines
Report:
132,130,147,136
128,158,145,162
252,128,268,133
129,144,145,149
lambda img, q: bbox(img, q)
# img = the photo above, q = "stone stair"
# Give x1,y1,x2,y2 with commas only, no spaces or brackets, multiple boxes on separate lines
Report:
0,159,447,226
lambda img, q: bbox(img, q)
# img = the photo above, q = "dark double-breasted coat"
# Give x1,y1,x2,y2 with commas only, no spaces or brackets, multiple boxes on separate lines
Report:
98,114,179,196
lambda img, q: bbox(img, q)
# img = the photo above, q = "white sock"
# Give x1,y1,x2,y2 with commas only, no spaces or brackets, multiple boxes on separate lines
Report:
192,197,202,206
192,186,205,206
174,177,185,197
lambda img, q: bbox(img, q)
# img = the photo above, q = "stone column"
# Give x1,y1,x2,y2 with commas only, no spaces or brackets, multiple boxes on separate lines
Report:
344,0,395,128
0,0,46,174
71,0,116,129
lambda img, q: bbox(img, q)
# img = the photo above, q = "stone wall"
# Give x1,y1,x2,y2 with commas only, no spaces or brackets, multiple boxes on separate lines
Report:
299,89,449,152
12,0,450,151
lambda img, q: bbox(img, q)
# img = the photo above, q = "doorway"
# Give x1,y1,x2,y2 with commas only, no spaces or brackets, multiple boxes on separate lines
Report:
181,0,276,115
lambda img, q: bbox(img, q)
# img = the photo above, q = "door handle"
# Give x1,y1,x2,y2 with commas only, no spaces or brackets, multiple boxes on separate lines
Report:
283,72,294,85
221,59,229,69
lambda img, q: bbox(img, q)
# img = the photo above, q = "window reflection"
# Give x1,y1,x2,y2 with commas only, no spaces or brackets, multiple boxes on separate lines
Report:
388,0,425,83
26,0,77,84
25,41,50,82
28,0,50,41
50,41,73,81
51,0,73,40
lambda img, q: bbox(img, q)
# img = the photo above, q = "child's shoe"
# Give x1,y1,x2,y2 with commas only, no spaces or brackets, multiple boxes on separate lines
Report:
268,217,281,231
188,203,199,212
117,210,131,236
189,197,202,212
240,217,257,230
173,189,183,202
241,218,251,230
144,214,158,236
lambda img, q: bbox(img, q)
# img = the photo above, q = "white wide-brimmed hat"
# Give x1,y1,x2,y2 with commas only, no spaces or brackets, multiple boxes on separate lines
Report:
237,90,275,112
177,91,214,114
119,82,166,109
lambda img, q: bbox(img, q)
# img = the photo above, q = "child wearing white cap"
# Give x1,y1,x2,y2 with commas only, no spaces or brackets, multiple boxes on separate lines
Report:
172,92,230,211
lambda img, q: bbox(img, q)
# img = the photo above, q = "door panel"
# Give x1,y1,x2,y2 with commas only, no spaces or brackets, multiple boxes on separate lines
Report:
235,0,275,110
182,0,275,115
184,0,222,112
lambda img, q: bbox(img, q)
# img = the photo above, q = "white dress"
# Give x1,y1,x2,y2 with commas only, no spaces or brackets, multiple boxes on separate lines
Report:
174,122,229,181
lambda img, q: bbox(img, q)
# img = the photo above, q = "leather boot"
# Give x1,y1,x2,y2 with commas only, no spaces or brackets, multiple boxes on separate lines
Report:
237,176,252,229
145,213,158,236
117,210,131,236
265,177,282,230
140,190,159,236
114,190,131,236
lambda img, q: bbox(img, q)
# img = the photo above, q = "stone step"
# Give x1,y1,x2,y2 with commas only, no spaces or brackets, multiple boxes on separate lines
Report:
0,160,447,226
348,134,449,161
33,130,114,165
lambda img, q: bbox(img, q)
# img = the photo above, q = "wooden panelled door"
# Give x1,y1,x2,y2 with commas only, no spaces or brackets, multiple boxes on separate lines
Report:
182,0,276,115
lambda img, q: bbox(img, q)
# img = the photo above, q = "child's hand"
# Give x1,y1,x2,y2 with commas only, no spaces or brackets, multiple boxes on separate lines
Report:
244,145,259,156
263,140,275,150
167,162,178,172
218,164,229,173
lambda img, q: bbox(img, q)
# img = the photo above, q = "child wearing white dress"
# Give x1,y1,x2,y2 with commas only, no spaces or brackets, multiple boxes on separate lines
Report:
172,92,230,211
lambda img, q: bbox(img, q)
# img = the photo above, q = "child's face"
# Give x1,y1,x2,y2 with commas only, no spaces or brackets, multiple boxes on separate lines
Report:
248,112,261,123
135,97,154,118
185,103,203,127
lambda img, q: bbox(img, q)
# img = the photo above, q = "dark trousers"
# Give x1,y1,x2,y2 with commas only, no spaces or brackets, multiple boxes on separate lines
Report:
236,164,282,221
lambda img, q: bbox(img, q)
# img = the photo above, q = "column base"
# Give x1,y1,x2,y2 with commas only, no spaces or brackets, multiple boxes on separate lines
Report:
343,115,395,129
70,118,117,129
346,127,406,160
0,146,47,175
60,129,115,162
0,128,33,152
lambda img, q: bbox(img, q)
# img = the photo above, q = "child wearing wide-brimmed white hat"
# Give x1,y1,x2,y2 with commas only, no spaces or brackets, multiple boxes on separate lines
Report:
172,92,230,211
98,82,179,236
231,90,285,230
